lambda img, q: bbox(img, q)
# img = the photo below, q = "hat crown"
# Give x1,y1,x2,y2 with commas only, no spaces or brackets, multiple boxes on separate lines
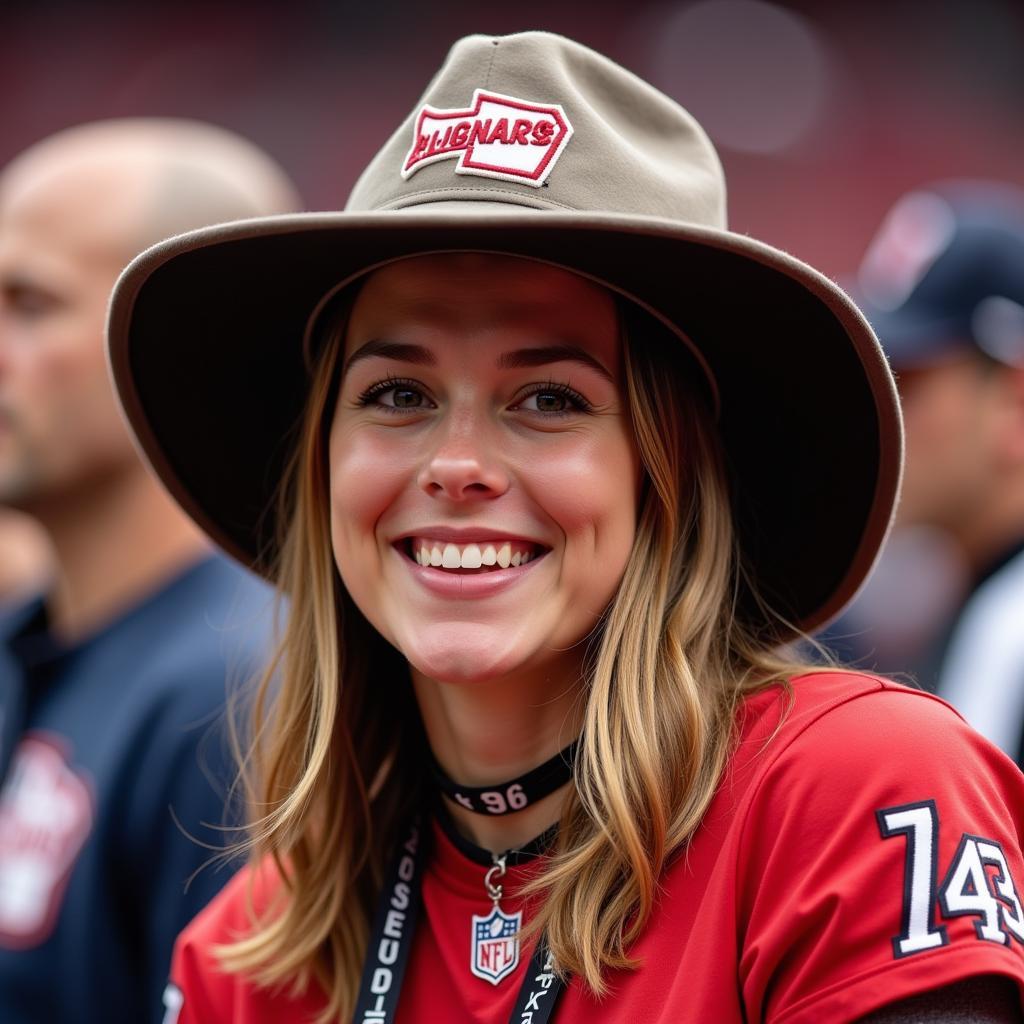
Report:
346,31,727,227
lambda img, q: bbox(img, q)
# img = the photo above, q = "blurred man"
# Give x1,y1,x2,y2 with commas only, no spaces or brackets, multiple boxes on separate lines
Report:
0,120,300,1022
838,181,1024,764
0,509,50,604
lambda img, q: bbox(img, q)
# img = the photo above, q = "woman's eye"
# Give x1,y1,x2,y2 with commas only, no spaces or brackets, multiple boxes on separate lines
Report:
522,391,570,413
516,384,591,415
356,378,432,412
380,386,424,408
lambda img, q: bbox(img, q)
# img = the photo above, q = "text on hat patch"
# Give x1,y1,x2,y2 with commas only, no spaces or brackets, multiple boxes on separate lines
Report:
402,90,573,188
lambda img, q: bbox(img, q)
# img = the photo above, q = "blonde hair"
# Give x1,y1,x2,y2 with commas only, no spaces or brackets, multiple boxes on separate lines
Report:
217,291,824,1019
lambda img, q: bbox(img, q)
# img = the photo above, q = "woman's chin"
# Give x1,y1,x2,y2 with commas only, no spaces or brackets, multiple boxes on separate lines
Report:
399,628,532,685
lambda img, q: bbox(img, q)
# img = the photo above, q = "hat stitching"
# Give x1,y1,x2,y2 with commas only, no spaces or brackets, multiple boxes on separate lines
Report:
379,186,576,212
483,37,499,88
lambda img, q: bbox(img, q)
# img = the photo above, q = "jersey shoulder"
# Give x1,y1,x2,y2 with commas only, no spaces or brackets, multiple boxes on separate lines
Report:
96,557,276,753
132,556,276,697
172,858,326,1021
736,669,1021,805
784,670,1010,769
741,669,976,754
731,671,1024,1023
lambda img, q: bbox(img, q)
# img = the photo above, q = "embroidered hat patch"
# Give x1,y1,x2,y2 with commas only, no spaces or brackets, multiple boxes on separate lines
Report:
402,89,573,187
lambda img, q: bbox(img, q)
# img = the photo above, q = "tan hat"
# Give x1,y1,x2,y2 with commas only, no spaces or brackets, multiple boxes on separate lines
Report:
107,30,901,636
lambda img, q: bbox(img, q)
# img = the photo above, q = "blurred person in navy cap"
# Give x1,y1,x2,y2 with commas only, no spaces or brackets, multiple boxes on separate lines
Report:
0,119,299,1022
827,180,1024,765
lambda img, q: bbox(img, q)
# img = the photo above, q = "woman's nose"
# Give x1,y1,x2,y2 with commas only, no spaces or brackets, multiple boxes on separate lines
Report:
416,414,510,501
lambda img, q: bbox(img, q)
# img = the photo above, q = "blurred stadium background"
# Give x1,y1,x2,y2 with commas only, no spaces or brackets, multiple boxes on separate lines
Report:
2,0,1022,284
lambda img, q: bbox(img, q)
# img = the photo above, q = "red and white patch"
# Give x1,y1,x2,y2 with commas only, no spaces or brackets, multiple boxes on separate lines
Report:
402,89,573,188
0,734,94,948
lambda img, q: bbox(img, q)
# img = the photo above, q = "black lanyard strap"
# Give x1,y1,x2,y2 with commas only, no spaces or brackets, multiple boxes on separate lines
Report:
353,817,427,1024
510,939,566,1023
432,740,579,816
352,817,567,1024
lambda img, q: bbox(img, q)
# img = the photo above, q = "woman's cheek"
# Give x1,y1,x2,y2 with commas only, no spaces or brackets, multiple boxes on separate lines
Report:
517,430,639,576
329,430,409,564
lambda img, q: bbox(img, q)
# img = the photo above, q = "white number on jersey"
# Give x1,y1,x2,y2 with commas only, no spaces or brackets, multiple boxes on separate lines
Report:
877,801,948,957
879,800,1024,959
940,835,1024,945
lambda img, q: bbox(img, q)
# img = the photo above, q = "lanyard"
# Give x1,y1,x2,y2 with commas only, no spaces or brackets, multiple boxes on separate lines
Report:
352,816,567,1024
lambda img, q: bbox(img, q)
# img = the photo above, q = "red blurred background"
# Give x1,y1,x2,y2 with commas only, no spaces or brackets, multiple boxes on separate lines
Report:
2,0,1022,279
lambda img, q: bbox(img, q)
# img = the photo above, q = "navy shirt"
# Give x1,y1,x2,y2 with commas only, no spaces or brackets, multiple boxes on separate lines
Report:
0,554,274,1023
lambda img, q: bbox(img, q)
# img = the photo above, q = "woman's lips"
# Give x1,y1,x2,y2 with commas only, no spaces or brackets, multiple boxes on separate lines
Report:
394,541,548,597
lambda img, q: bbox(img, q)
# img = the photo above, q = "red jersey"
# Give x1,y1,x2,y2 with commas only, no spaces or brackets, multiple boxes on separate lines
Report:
167,672,1024,1022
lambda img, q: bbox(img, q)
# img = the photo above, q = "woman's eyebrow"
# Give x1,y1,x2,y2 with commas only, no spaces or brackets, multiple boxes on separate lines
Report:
344,339,614,384
497,345,615,384
344,340,436,374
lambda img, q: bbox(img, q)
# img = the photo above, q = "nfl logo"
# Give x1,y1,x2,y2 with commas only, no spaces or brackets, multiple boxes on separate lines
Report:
470,905,522,985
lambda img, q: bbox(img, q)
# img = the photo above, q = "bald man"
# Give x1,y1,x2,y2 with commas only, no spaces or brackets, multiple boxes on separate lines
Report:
0,121,300,1023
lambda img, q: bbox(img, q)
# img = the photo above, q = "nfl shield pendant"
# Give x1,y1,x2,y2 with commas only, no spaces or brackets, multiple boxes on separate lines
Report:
470,904,522,985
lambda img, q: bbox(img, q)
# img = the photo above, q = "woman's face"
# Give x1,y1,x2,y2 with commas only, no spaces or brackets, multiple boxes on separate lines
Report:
328,253,641,684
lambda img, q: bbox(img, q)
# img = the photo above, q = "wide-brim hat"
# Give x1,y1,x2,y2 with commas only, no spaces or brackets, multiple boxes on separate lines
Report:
107,30,902,637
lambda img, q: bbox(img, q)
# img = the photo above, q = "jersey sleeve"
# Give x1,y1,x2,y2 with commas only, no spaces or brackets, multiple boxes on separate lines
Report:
735,681,1024,1024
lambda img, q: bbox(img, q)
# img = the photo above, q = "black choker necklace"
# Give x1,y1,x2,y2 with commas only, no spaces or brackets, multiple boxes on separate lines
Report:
432,739,579,816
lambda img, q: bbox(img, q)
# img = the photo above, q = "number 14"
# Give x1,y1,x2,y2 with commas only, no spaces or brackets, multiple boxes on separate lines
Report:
877,800,1024,958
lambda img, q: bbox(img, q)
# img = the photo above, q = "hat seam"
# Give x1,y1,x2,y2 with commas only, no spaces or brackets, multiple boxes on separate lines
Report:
484,36,499,88
378,186,578,212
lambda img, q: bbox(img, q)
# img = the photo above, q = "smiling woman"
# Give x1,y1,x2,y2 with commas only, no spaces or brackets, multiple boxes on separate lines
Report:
329,256,638,693
107,30,1024,1024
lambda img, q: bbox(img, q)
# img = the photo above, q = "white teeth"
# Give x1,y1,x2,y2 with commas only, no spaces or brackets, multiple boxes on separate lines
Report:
410,538,538,571
461,544,482,569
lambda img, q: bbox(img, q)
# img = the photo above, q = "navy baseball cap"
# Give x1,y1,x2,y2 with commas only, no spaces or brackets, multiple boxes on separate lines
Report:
855,181,1024,370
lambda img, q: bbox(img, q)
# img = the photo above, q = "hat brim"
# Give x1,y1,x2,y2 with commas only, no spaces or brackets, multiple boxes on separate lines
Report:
107,207,902,636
